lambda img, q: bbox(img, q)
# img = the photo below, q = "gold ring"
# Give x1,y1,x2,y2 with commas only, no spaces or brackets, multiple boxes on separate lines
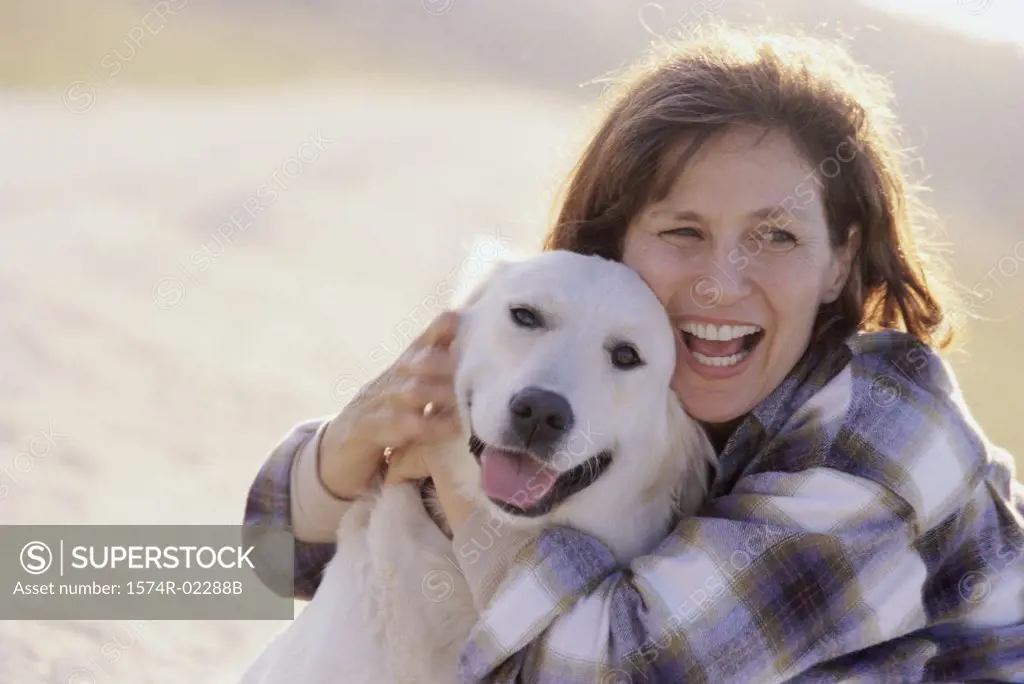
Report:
423,401,436,417
383,446,394,464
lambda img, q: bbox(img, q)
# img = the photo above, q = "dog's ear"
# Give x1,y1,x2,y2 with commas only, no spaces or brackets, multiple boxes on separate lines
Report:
448,232,530,312
665,397,718,517
450,262,500,312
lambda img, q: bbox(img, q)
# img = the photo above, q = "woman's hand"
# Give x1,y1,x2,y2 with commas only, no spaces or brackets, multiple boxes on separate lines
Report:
318,311,462,499
381,444,432,485
421,445,478,536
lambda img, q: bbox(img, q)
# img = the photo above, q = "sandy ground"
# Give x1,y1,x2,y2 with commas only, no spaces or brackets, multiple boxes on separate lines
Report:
0,80,584,683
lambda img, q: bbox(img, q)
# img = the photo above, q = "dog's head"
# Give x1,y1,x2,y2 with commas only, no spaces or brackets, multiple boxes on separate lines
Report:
449,250,713,528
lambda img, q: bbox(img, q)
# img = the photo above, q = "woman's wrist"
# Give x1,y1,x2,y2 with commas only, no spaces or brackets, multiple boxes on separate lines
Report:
290,420,358,542
318,413,385,501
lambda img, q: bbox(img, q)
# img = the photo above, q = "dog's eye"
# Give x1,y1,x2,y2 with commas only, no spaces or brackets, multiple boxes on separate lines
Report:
610,344,643,369
510,306,542,329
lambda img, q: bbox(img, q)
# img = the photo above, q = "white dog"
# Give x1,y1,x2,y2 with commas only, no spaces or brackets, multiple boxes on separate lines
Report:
239,250,717,684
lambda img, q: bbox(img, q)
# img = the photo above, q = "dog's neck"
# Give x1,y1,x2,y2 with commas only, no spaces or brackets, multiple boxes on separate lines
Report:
416,430,712,564
417,482,673,563
550,465,705,563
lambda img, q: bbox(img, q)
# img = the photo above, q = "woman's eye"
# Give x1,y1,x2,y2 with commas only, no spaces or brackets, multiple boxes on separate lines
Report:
659,227,702,239
610,344,643,369
758,227,798,250
510,306,542,329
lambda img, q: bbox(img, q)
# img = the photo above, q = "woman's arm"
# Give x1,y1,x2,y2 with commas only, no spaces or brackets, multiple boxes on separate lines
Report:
243,417,350,600
244,416,441,600
454,464,925,682
446,361,1012,683
243,309,464,600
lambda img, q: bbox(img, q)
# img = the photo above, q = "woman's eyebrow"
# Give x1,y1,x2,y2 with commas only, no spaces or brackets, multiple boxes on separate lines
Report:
648,205,808,222
648,209,704,222
748,205,808,223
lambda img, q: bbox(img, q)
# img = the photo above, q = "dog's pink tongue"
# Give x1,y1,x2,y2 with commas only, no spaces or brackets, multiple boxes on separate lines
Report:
480,447,556,508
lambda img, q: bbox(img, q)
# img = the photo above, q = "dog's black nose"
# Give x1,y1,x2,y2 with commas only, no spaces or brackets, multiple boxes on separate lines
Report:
508,387,574,452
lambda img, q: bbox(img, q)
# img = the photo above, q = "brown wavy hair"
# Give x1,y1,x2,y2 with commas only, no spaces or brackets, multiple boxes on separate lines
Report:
542,25,955,350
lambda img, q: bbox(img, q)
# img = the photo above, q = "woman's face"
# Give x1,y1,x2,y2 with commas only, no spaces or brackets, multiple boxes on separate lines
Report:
622,126,856,424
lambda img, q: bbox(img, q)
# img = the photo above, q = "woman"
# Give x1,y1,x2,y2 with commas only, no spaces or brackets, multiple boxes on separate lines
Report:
244,27,1024,683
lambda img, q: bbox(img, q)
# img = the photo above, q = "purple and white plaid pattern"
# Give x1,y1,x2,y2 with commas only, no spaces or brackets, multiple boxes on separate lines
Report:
243,417,336,601
245,331,1024,683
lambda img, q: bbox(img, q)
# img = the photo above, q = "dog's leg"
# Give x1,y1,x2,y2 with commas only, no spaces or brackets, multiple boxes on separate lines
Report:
240,470,478,683
238,496,395,684
368,483,479,684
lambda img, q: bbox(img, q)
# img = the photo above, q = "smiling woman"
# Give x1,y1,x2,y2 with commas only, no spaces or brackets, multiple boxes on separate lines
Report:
243,24,1024,684
620,128,859,425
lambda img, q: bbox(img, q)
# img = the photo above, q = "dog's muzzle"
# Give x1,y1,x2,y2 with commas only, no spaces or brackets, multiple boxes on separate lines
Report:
506,386,574,457
470,387,613,517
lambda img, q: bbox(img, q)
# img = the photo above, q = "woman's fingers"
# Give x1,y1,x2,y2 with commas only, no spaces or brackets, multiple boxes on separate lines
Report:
419,310,460,349
341,310,462,454
382,443,431,484
405,345,458,380
376,404,460,449
394,375,458,412
388,312,459,379
418,408,462,442
317,312,463,498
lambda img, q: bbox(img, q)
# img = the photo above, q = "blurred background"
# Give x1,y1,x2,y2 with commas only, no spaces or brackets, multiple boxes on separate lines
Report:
1,0,1022,681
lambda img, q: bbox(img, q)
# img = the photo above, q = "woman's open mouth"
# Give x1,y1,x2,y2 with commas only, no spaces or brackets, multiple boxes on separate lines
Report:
679,321,764,369
468,434,613,517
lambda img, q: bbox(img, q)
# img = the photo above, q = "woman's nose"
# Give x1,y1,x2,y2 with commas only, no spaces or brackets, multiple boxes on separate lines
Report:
689,249,753,309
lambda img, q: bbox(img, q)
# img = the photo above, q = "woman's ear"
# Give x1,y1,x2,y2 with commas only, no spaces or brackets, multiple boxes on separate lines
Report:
823,223,861,304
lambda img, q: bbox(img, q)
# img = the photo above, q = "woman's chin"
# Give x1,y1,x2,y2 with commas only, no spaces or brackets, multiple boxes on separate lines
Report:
672,377,760,426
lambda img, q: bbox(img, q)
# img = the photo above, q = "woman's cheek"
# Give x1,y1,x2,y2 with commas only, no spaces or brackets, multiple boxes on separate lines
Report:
644,245,689,300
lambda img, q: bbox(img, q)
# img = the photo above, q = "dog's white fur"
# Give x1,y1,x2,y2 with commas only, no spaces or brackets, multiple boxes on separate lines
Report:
239,250,716,684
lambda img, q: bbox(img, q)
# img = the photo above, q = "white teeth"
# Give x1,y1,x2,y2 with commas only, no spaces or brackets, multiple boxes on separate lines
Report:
692,349,750,367
681,322,761,341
